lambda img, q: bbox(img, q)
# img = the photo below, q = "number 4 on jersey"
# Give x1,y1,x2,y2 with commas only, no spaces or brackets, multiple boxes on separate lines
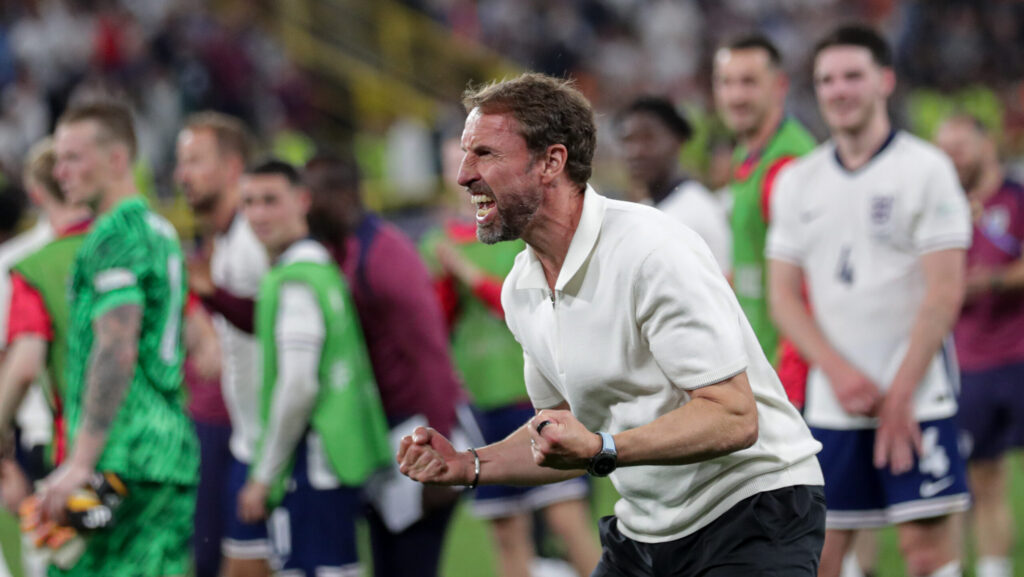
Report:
836,245,854,285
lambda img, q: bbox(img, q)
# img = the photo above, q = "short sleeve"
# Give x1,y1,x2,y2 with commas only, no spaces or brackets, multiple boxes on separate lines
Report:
635,243,748,390
87,233,146,319
765,165,805,265
7,273,53,342
523,349,564,409
913,155,972,254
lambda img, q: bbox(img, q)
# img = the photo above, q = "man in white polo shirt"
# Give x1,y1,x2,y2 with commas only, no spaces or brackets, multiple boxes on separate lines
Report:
398,72,825,576
767,25,971,577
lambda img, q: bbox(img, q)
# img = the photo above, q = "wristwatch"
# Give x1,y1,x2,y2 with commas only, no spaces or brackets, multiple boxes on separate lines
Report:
587,432,617,477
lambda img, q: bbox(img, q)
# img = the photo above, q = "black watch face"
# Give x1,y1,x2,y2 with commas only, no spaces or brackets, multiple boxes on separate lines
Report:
591,456,616,477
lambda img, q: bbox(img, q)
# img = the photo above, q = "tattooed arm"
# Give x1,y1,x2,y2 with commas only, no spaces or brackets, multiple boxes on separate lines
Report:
39,304,141,521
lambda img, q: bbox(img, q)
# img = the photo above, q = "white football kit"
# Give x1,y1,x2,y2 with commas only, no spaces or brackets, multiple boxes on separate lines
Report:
767,131,971,430
767,131,972,528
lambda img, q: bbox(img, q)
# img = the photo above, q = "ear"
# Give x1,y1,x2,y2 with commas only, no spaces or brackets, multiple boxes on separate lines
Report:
110,143,133,176
295,186,312,215
25,183,45,209
226,155,246,182
538,144,568,185
775,72,790,98
880,67,896,98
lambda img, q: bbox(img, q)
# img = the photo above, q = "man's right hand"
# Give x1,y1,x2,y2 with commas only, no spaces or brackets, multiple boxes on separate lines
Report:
397,427,474,486
823,357,883,417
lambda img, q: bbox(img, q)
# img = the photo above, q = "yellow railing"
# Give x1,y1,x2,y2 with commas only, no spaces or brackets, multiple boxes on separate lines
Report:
265,0,519,128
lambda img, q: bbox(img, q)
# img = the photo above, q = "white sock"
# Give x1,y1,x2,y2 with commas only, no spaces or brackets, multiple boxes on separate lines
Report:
976,556,1012,577
920,560,961,577
840,552,865,577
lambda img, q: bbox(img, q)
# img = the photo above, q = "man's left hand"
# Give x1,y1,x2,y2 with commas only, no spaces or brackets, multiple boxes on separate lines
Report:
238,480,269,523
873,393,922,475
529,410,602,470
38,462,94,523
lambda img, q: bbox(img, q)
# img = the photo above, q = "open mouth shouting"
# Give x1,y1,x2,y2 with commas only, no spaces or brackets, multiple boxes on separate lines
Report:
472,193,497,225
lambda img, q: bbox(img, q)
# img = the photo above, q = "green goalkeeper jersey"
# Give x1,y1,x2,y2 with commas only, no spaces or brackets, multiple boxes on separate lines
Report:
65,196,198,485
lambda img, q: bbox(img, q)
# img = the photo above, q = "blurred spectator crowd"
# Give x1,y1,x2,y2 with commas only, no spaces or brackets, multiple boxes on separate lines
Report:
0,0,1022,211
0,0,314,199
414,0,1024,192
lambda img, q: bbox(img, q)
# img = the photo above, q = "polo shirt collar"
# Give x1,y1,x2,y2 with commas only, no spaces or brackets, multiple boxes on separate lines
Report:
516,185,605,292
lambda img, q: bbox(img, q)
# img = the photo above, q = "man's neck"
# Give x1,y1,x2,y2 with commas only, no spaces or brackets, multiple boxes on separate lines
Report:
741,106,784,153
328,208,365,248
833,113,891,171
269,228,309,263
96,179,138,215
648,171,684,205
199,186,240,236
47,204,92,234
523,184,586,291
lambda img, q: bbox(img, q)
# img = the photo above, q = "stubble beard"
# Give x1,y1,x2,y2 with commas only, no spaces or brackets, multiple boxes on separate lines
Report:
477,186,543,245
187,188,221,215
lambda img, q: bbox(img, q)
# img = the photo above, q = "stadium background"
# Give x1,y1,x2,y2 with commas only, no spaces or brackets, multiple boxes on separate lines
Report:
0,0,1023,575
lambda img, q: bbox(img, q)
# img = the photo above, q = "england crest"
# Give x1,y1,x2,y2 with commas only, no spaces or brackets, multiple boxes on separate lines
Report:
871,196,894,225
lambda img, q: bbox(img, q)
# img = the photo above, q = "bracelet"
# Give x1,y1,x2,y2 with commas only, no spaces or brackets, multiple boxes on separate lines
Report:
468,448,481,489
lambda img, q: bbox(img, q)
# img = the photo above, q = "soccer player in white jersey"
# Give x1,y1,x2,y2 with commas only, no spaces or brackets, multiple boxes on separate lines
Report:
615,96,731,274
767,25,972,577
175,112,271,577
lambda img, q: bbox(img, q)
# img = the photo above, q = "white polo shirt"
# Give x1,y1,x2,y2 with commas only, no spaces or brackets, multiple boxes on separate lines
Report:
767,132,971,430
211,213,269,463
502,187,823,543
656,180,732,274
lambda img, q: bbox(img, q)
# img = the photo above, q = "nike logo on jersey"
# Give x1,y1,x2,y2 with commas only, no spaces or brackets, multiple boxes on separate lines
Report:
920,476,955,498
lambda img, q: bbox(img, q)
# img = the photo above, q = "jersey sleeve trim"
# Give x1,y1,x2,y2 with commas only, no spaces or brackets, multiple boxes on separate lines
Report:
916,234,971,255
673,357,748,390
765,245,804,265
94,268,138,294
530,396,566,410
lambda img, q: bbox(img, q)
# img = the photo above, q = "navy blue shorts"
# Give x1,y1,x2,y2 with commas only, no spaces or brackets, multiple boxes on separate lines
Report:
193,419,232,577
811,417,970,529
223,454,271,559
472,404,589,519
267,436,363,577
958,361,1024,461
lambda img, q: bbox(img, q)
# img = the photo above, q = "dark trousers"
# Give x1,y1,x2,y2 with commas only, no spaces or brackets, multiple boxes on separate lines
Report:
192,420,233,577
366,498,458,577
592,485,826,577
